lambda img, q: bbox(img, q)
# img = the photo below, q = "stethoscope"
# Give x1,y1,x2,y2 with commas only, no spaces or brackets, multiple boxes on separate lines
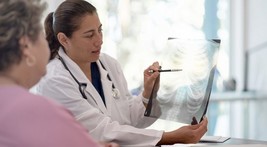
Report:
58,55,120,100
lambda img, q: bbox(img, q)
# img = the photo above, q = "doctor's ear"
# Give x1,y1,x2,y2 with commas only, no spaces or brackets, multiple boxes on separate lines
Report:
57,32,69,48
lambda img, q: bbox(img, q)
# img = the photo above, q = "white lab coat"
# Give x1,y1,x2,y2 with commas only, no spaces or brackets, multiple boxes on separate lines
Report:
36,48,163,146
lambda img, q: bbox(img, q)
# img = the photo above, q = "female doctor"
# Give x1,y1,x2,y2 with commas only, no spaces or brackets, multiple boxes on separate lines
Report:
36,0,208,146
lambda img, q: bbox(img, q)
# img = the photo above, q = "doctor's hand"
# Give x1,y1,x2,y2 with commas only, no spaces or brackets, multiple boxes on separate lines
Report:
157,117,208,145
99,142,119,147
142,61,160,99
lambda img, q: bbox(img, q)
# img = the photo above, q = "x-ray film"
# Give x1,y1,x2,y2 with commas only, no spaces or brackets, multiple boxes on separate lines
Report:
144,38,220,124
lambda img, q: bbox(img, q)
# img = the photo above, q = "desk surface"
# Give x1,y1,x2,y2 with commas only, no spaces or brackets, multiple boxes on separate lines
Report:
222,138,267,145
161,138,267,146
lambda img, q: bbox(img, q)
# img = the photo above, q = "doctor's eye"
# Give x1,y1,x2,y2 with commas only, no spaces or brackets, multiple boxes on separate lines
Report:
98,28,103,33
85,34,94,38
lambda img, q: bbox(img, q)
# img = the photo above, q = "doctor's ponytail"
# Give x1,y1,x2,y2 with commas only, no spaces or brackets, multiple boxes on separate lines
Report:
44,12,60,60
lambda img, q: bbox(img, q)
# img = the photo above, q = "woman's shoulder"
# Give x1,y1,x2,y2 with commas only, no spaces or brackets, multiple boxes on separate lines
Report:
9,87,64,110
0,86,71,120
0,87,99,147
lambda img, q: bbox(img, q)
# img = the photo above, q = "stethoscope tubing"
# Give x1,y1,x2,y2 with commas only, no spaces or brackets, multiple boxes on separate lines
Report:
58,55,120,100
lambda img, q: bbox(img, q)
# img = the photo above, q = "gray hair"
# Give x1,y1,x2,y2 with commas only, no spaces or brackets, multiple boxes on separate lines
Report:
0,0,46,71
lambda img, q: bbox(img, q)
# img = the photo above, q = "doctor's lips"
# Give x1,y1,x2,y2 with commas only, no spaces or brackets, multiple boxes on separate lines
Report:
92,49,100,53
148,69,183,73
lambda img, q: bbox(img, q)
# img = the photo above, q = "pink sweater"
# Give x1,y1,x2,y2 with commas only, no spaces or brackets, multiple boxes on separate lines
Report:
0,86,100,147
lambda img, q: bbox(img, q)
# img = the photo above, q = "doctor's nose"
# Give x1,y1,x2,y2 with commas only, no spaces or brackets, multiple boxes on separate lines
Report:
94,32,103,47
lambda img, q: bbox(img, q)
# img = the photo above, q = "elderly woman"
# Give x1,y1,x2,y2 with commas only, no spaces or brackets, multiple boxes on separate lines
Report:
0,0,118,147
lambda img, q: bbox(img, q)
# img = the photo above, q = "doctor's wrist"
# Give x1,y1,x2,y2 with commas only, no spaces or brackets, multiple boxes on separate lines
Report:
142,91,150,99
141,95,149,104
142,97,149,104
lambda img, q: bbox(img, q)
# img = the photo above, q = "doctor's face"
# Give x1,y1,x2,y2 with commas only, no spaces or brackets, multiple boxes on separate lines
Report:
65,13,103,63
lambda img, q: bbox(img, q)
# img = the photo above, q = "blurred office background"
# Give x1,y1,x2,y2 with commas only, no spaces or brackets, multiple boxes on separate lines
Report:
46,0,267,141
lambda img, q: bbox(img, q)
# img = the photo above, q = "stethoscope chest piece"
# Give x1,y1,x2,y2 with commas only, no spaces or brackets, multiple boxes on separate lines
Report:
112,88,120,99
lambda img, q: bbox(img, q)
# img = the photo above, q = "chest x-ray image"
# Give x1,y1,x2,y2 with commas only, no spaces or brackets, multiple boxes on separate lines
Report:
145,38,220,124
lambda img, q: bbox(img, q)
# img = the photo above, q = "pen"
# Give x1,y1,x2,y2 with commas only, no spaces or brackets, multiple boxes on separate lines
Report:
148,69,183,73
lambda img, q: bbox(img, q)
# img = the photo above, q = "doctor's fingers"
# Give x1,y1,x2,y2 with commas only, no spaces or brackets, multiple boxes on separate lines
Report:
196,117,208,132
189,118,208,130
99,142,119,147
144,62,160,75
144,71,160,85
189,119,208,138
105,143,120,147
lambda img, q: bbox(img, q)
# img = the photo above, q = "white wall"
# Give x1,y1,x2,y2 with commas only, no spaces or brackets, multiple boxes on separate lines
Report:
45,0,64,13
230,0,267,92
246,0,267,92
245,0,267,141
229,0,267,140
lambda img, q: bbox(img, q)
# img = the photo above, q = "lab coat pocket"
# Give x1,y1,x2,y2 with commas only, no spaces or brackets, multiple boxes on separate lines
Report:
109,93,132,125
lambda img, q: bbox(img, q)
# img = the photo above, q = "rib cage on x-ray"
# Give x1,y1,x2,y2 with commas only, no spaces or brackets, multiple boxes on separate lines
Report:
146,39,220,124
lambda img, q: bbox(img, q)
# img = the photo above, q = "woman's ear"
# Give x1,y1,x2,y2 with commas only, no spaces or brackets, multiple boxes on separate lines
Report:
19,36,36,67
57,32,69,49
19,36,28,49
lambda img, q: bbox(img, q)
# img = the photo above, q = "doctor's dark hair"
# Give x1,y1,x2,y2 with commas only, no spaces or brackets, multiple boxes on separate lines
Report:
0,0,46,71
44,0,97,60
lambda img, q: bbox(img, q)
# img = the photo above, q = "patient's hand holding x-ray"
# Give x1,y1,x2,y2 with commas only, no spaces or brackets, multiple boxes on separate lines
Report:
147,38,220,124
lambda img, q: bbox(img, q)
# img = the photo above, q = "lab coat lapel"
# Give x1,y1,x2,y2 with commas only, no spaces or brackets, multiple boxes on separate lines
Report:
58,48,108,114
85,83,108,114
97,61,113,116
